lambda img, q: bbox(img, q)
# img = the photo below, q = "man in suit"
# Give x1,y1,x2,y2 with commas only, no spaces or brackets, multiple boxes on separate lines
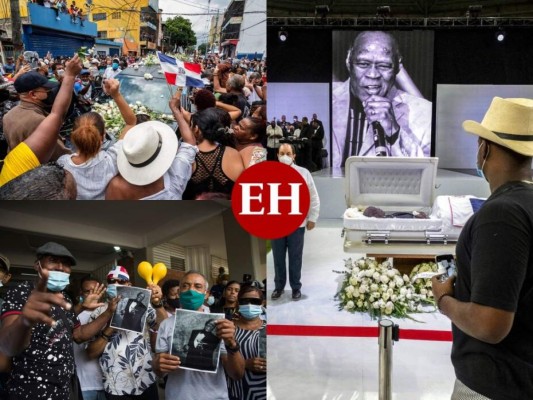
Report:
184,319,220,371
121,292,147,333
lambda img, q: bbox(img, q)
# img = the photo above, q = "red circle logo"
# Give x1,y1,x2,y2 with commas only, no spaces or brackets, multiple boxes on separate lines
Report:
232,161,311,239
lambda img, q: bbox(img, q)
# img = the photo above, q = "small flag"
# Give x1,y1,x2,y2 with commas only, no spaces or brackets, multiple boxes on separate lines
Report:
156,51,204,88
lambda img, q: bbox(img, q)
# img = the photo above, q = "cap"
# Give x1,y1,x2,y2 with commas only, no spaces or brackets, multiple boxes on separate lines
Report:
36,242,77,266
0,253,10,272
107,266,130,281
80,69,90,75
14,71,58,93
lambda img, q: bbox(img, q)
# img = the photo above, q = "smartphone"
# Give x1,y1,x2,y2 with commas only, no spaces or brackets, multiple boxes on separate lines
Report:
435,254,456,281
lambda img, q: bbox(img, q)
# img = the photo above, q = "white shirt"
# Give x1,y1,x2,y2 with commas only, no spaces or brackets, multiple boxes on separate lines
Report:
73,311,104,392
291,163,320,226
103,67,121,80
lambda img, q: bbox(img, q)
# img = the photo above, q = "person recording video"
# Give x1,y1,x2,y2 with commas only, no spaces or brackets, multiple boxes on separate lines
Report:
332,31,432,167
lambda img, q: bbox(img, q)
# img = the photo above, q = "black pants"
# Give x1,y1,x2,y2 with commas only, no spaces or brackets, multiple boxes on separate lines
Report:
104,383,159,400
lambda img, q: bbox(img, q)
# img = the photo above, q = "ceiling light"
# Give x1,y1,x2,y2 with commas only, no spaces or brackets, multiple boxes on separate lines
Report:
114,246,121,252
495,28,506,42
278,29,288,42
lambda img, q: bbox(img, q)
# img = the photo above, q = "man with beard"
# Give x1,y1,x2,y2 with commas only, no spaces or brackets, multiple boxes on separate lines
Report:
332,31,431,168
3,70,71,161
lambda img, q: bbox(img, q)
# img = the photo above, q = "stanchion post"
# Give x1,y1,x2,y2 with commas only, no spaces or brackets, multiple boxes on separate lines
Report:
378,319,399,400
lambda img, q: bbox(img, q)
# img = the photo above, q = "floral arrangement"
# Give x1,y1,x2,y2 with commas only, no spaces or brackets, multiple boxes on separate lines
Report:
335,257,438,320
92,101,174,138
143,73,154,80
409,261,438,305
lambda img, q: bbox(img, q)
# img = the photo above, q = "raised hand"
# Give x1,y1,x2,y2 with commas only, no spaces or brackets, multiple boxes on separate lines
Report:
169,89,182,111
215,318,236,343
104,78,120,97
148,283,162,305
81,282,106,311
22,267,71,327
65,54,82,77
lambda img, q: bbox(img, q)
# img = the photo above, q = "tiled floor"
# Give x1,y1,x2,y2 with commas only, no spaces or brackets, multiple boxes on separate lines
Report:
266,220,456,399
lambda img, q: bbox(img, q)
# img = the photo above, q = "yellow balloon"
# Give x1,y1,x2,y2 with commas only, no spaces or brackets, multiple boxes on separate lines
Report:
152,263,167,285
137,261,153,284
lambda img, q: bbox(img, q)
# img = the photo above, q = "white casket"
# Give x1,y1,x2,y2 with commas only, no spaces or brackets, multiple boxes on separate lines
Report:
342,156,457,255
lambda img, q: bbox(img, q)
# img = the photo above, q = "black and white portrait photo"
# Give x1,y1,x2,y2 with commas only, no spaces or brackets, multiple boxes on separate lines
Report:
110,286,151,334
170,309,225,373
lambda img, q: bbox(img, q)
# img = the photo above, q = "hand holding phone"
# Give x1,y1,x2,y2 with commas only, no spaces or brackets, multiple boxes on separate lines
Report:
436,254,456,282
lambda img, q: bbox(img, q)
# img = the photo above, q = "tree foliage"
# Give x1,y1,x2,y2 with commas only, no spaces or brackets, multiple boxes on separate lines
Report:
197,43,208,54
164,16,197,49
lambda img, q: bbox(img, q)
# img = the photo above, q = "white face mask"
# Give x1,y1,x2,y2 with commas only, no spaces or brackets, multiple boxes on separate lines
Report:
278,155,293,165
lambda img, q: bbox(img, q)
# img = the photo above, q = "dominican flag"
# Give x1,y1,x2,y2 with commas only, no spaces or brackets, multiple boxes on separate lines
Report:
156,52,204,88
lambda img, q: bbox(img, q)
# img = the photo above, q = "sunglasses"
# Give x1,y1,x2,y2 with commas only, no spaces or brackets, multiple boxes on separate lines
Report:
238,298,263,306
107,278,128,285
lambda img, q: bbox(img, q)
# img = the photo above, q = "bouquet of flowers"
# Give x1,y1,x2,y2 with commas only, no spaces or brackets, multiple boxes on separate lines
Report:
335,257,436,320
409,261,438,306
92,101,174,138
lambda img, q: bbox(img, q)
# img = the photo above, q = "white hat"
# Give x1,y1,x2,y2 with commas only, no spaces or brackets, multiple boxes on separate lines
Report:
117,121,178,186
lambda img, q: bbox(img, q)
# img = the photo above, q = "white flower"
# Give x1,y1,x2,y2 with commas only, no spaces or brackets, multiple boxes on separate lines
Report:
391,294,398,302
372,301,380,309
386,269,396,278
345,285,355,294
403,274,410,282
359,284,368,294
380,275,390,284
382,293,390,302
372,272,380,281
370,283,379,292
345,301,355,310
356,300,363,308
417,304,424,312
388,281,396,289
349,276,358,286
420,288,428,295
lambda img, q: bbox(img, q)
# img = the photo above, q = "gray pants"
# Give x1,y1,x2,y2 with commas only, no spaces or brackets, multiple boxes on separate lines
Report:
451,379,491,400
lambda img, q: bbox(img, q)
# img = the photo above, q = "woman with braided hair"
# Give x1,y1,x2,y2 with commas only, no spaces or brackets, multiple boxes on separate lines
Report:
182,107,244,200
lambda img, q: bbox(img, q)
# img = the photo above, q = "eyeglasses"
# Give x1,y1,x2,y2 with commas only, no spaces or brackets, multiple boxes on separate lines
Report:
238,298,263,306
107,278,128,284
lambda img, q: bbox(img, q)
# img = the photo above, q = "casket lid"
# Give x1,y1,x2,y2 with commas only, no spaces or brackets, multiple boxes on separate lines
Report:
345,156,439,210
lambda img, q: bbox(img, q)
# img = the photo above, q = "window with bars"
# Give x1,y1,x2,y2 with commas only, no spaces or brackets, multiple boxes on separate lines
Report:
170,256,185,271
211,256,229,279
92,13,106,21
97,31,107,39
111,12,121,19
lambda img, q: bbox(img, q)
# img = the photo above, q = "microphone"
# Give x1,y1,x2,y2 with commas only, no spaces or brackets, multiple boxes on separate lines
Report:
372,121,388,156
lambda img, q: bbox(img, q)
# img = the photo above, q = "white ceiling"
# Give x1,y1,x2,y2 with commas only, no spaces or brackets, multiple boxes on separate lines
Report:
0,201,231,272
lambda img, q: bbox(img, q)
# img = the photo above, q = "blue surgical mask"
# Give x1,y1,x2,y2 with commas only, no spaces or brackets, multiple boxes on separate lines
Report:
47,271,70,292
112,63,119,70
180,290,205,310
106,284,117,298
207,295,215,306
476,141,489,180
239,304,263,320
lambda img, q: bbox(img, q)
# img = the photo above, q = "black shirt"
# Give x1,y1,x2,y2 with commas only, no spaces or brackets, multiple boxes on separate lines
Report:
452,181,533,399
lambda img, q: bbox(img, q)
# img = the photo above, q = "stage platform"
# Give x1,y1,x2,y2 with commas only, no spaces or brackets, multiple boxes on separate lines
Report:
312,167,491,220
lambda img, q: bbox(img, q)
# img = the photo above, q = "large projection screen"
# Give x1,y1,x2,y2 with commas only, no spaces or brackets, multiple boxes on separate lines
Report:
331,30,434,168
436,85,533,169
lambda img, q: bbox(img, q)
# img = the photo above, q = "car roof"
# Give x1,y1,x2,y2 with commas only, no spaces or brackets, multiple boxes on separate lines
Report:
118,64,166,79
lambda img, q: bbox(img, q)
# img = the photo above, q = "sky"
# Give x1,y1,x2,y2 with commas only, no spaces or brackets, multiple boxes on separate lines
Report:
158,0,232,45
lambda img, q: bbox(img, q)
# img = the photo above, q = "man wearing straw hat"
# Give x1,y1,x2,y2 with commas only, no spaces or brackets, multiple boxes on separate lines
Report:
432,97,533,399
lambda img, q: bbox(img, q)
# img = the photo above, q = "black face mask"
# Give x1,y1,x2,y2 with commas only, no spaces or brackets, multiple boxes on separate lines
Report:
42,85,59,106
166,298,180,309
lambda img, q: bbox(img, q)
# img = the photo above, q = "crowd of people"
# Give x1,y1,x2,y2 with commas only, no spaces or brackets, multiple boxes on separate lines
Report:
0,50,270,200
0,245,267,400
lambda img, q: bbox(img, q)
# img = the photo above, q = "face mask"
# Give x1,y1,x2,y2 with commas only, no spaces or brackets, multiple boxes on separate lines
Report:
106,284,118,298
207,296,215,306
112,63,119,70
166,298,180,309
41,86,59,106
47,271,70,292
476,141,489,180
82,81,90,86
78,295,84,303
239,304,262,320
279,155,293,165
221,280,228,286
57,70,64,77
180,289,205,310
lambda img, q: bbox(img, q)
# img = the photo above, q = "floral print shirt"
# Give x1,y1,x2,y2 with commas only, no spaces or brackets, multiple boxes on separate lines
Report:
89,303,157,395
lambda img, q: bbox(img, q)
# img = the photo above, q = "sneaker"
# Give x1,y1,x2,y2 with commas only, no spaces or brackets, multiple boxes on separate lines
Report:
292,289,302,300
271,289,284,300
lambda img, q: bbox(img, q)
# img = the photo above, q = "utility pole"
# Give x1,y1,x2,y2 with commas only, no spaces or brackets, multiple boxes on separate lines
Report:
10,0,23,56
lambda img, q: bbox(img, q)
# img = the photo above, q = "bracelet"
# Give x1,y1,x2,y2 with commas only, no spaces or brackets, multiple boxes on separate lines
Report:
226,341,240,354
437,293,453,311
101,332,112,341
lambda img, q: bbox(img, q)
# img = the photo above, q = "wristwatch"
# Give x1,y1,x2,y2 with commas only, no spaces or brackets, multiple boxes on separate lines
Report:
226,341,240,354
